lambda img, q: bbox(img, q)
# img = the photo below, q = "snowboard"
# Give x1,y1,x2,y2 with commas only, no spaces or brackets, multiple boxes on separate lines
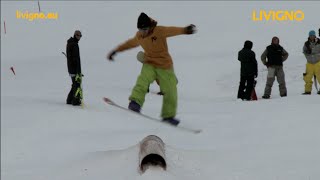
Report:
103,97,202,134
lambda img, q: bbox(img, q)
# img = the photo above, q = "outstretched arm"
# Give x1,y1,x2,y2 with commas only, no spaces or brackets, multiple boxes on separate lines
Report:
163,24,196,38
107,35,139,60
116,37,140,52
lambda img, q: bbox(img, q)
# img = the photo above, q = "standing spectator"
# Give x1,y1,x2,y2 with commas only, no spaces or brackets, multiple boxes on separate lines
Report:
237,40,258,100
261,36,289,99
302,30,320,95
66,30,83,106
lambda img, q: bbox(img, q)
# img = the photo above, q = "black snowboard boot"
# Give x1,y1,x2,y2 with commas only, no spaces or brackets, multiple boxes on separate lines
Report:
162,117,180,126
128,100,141,113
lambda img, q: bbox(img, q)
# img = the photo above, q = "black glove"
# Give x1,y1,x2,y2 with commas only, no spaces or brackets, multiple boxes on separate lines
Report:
254,73,258,78
107,50,117,61
185,24,196,34
318,28,320,36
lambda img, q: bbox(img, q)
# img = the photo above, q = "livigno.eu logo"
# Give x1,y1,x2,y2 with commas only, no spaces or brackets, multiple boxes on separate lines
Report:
16,10,58,21
252,10,304,22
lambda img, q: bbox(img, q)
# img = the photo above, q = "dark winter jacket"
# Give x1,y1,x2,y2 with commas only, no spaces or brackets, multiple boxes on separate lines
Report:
238,42,258,77
261,44,288,66
66,37,81,75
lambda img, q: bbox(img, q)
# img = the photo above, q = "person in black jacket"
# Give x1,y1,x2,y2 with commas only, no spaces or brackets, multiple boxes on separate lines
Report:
66,30,83,106
261,36,289,99
237,40,258,100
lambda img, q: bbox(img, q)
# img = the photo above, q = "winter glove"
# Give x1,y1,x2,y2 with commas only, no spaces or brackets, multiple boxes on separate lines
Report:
107,50,117,61
75,73,83,84
254,73,258,78
185,24,197,34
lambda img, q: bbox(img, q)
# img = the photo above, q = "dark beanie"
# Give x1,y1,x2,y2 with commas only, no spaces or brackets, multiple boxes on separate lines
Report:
244,40,253,49
137,12,151,29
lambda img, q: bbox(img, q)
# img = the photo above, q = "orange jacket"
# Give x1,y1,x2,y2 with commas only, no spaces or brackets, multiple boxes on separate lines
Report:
115,21,186,69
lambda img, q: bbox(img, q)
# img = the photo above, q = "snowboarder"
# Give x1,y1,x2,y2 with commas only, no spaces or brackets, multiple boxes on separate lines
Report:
261,36,289,99
66,30,83,106
237,40,258,101
302,30,320,95
107,12,196,125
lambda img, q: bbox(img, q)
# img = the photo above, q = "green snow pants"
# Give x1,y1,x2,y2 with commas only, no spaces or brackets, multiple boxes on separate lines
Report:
129,64,178,118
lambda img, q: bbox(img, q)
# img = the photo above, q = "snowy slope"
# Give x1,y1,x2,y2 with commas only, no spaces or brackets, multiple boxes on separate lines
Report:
1,1,320,180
